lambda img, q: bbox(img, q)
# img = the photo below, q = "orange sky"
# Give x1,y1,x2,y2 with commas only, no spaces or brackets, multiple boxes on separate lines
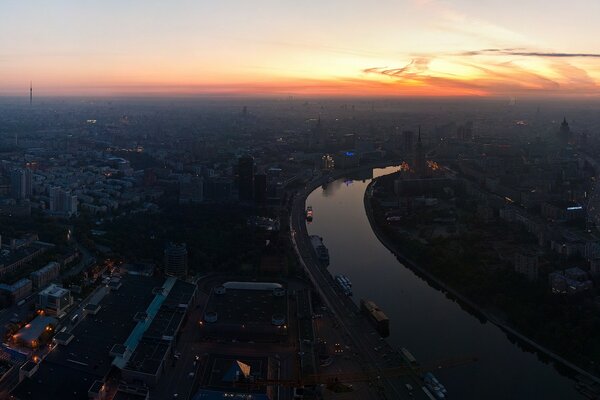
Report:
2,0,600,97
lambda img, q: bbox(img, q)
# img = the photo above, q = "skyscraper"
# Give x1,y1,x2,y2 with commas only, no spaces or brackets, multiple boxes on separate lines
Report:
49,187,78,216
10,168,32,200
164,242,188,277
559,117,571,145
238,156,254,201
414,128,426,177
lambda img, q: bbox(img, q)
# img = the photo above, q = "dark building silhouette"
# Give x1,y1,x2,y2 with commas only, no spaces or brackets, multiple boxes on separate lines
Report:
559,117,571,145
254,173,267,206
238,156,254,201
414,128,426,177
10,168,32,200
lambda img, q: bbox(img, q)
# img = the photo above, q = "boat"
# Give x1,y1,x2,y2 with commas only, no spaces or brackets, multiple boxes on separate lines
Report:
360,299,390,337
423,372,447,399
335,274,353,296
306,206,313,221
310,235,330,266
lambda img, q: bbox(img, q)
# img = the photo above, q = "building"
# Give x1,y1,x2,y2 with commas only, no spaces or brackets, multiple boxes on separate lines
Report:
49,187,78,217
164,242,188,277
238,156,254,201
549,268,593,295
514,252,539,281
0,279,32,304
10,168,32,200
36,284,72,316
559,117,571,145
12,315,57,348
414,130,426,177
30,262,61,288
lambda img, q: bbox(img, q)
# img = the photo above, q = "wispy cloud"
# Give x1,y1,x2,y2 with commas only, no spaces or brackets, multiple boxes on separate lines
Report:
458,48,600,58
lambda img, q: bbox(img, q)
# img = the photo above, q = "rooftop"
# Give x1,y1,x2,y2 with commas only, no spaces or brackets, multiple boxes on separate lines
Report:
14,315,57,344
12,275,164,400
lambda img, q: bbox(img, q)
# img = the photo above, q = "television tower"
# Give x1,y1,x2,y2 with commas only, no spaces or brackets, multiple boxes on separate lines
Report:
29,81,32,105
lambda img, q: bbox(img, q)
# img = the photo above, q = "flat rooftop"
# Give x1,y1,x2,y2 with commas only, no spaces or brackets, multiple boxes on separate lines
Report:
11,275,165,400
122,280,196,375
203,283,287,341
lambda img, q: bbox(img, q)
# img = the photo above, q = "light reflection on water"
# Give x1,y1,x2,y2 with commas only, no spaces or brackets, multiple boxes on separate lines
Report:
306,166,582,400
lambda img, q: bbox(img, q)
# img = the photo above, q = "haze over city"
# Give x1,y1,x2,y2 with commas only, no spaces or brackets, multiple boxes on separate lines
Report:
3,1,600,400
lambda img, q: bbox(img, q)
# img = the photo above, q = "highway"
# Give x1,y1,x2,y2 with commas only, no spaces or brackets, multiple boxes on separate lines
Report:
289,168,430,400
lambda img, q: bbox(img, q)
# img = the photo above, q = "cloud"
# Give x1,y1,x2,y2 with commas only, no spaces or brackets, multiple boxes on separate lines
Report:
459,49,600,58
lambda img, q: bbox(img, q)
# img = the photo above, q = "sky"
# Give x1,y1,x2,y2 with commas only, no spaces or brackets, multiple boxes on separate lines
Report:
1,0,600,97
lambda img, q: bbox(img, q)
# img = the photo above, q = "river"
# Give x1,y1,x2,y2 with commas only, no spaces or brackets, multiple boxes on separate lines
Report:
306,166,584,400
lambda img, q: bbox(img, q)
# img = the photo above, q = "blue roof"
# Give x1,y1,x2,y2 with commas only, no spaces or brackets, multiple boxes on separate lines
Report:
112,276,177,368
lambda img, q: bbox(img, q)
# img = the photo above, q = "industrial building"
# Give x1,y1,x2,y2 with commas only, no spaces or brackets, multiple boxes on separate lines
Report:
11,275,196,400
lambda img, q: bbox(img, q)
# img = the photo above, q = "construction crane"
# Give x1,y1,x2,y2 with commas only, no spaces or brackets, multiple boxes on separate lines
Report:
236,355,477,388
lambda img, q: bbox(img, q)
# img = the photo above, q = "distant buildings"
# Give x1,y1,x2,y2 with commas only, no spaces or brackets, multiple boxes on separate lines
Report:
164,242,188,277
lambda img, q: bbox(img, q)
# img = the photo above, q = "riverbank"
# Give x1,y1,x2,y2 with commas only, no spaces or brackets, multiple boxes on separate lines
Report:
363,177,600,387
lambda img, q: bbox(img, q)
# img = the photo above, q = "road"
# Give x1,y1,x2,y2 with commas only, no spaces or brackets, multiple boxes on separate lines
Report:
289,169,429,400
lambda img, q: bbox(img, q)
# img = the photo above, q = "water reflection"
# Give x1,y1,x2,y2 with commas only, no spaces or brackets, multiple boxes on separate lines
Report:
306,166,582,400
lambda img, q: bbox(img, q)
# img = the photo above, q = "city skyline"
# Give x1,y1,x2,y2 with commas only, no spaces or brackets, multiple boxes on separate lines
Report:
2,0,600,97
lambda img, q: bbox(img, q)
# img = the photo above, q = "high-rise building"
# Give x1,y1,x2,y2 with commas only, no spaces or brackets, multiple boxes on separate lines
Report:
238,156,254,201
10,168,32,200
559,117,571,145
164,242,188,277
414,129,426,177
49,187,78,217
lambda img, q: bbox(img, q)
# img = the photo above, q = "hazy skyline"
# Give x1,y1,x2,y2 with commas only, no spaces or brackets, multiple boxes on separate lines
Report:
2,0,600,97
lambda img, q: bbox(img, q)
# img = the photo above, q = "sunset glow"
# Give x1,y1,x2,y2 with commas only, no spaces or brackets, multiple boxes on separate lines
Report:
2,0,600,97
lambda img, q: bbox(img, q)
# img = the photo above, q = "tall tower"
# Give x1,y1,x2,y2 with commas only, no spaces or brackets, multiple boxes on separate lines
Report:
559,117,571,145
164,242,188,277
414,126,426,177
30,81,32,105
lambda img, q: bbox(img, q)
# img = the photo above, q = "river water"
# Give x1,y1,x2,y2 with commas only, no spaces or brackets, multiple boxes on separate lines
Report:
306,166,583,400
